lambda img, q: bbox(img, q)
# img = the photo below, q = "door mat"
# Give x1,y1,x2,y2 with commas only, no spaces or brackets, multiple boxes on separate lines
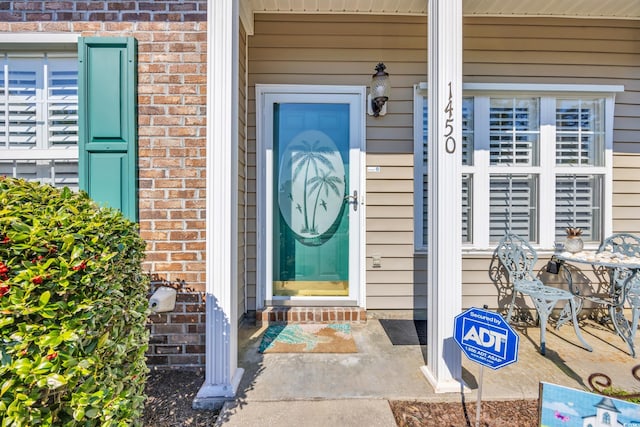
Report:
258,324,357,353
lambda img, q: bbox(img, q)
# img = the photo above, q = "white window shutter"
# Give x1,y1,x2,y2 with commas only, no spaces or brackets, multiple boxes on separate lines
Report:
48,61,78,146
489,174,538,242
489,98,539,166
555,175,602,241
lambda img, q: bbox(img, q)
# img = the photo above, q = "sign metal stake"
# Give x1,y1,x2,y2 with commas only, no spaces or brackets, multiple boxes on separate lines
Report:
476,364,484,427
453,306,520,427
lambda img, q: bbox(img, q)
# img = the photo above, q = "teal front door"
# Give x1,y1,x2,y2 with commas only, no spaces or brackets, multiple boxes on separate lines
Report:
274,103,350,296
258,86,365,304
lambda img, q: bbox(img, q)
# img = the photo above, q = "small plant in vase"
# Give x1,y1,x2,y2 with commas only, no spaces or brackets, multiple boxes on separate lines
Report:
564,227,584,253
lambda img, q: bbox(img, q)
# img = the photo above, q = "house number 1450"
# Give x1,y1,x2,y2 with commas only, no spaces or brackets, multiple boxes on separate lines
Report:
444,81,456,154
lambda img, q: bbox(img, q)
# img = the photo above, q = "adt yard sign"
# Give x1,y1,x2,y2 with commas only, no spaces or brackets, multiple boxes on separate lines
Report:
454,307,519,370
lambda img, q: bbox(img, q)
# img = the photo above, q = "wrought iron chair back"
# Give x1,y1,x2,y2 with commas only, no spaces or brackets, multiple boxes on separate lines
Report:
496,233,592,355
597,233,640,348
598,233,640,258
496,233,544,293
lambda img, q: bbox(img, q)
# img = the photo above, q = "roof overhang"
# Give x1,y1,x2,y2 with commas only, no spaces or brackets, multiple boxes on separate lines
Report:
241,0,640,35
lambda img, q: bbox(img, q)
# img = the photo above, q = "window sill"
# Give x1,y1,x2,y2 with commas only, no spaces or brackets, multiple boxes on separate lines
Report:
415,244,601,257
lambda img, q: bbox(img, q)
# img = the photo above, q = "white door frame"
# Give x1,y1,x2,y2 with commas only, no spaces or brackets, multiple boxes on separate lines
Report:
255,84,367,309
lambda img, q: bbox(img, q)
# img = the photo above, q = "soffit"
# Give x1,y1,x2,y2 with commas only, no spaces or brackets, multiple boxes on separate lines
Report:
246,0,640,19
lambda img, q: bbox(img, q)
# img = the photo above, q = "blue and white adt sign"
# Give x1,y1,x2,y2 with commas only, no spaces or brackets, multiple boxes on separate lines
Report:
453,307,519,370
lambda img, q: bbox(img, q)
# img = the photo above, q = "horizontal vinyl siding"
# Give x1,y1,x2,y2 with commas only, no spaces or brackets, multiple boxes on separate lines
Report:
613,154,640,233
247,14,425,311
366,154,420,309
246,14,640,312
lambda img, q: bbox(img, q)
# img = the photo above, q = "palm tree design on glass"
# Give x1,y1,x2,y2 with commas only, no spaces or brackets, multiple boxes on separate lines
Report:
289,139,335,234
307,170,343,235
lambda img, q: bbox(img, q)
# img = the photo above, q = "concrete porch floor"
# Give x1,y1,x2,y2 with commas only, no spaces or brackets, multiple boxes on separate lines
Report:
215,310,639,426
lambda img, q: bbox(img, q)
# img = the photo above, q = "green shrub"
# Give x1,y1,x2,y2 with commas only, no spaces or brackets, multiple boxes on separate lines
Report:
0,177,149,426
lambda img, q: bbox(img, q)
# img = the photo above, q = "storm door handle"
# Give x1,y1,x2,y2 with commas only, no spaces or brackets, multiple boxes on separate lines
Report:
344,190,358,211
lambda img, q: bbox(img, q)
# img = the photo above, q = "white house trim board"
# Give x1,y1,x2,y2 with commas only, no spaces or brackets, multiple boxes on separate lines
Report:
194,0,244,410
422,0,464,393
0,33,80,44
463,83,625,94
255,84,367,309
421,82,625,94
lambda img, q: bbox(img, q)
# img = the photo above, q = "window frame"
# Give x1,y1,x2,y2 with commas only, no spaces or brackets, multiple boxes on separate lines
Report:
414,83,622,252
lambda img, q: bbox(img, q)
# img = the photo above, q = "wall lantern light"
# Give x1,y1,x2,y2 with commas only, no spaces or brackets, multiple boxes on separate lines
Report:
367,62,391,117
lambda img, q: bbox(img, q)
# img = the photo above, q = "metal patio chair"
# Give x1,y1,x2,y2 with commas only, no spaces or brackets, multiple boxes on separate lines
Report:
597,233,640,351
496,233,591,355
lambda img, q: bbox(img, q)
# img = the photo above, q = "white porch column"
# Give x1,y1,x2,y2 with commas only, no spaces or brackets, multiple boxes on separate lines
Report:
420,0,464,393
194,0,244,409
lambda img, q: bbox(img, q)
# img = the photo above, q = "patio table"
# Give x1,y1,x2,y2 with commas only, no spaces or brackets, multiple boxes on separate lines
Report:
554,250,640,357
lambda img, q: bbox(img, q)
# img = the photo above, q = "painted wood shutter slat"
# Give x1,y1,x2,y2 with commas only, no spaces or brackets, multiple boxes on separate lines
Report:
489,98,539,166
7,65,38,146
461,174,472,242
78,37,137,222
555,174,602,241
489,174,538,242
48,65,78,145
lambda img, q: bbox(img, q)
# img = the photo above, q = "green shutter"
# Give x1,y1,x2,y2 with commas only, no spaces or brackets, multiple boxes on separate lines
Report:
78,37,138,222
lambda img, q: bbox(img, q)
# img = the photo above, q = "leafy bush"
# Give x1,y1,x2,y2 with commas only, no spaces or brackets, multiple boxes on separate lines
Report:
0,177,149,426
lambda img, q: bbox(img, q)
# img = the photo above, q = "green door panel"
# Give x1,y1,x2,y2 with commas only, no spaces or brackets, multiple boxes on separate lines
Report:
78,37,138,221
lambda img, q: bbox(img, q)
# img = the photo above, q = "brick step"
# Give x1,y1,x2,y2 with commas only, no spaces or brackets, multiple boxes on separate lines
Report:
257,307,366,327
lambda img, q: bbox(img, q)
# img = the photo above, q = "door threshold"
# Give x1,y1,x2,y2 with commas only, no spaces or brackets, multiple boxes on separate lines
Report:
257,306,366,327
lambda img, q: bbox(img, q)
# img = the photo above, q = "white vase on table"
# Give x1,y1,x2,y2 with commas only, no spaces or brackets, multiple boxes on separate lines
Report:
564,236,584,253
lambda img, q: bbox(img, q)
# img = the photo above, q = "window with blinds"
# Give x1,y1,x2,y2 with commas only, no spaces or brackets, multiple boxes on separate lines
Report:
489,98,539,166
489,174,538,242
556,99,605,167
0,53,78,189
416,95,473,249
555,175,602,241
414,85,612,251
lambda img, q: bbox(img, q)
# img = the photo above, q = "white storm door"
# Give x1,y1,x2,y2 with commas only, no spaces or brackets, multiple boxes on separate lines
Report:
257,85,366,307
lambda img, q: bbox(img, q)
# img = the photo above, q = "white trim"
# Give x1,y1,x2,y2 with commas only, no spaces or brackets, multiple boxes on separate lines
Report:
242,23,250,315
538,96,556,249
255,84,367,308
603,96,616,240
420,82,626,94
255,88,266,310
2,150,78,160
0,33,80,44
463,83,625,93
195,0,244,410
470,96,490,248
423,0,464,393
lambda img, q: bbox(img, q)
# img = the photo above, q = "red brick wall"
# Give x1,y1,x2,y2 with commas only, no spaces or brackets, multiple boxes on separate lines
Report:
0,1,207,22
2,1,210,368
147,280,206,368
